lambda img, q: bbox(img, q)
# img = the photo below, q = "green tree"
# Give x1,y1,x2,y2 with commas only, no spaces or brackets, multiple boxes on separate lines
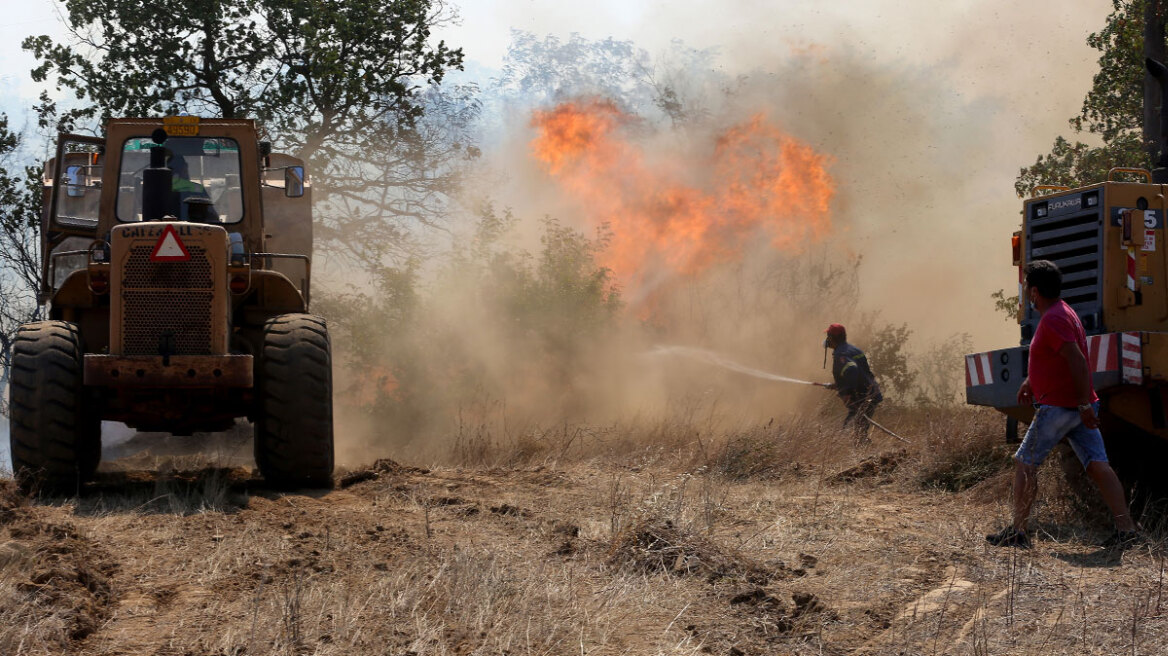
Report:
991,289,1020,322
24,0,471,268
866,322,915,399
321,204,623,436
914,332,974,407
1016,0,1163,195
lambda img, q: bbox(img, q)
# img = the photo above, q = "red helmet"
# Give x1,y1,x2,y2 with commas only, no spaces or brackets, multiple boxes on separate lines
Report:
825,323,846,338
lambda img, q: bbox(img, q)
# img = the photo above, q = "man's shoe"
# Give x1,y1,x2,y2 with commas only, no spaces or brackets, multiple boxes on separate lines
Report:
1102,530,1143,550
986,526,1031,548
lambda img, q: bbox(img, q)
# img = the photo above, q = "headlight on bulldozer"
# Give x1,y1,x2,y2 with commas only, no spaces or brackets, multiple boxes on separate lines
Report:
87,240,112,294
228,267,250,294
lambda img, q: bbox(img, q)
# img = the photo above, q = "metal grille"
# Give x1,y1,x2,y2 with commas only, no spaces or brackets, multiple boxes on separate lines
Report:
120,245,214,355
1025,195,1103,338
123,245,212,289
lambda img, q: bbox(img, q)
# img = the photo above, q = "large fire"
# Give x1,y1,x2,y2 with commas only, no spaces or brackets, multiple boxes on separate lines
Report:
530,99,835,292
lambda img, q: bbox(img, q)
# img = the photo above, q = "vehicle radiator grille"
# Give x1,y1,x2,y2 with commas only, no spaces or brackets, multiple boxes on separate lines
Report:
121,245,214,355
1025,197,1103,337
123,245,212,289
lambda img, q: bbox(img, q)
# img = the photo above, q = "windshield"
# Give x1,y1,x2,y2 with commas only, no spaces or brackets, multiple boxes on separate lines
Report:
116,136,244,223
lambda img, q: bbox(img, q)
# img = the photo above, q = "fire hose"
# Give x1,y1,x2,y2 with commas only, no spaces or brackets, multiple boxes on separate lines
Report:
649,345,911,443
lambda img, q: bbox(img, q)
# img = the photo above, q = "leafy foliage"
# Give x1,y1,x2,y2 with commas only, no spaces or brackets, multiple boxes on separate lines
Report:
991,289,1020,322
25,0,472,268
866,322,915,398
321,205,623,436
495,32,719,127
1016,1,1158,195
913,332,974,407
1016,134,1148,196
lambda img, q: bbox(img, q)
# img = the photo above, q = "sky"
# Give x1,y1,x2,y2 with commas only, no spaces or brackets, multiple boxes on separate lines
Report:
1,1,1109,123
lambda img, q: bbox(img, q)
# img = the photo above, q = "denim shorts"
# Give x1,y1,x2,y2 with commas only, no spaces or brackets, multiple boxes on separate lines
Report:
1015,401,1109,468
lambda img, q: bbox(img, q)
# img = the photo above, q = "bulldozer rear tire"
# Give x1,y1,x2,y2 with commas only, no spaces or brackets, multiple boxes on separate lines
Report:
8,321,100,493
254,313,334,488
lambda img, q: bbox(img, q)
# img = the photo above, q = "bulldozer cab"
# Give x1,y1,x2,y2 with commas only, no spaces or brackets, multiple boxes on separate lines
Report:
42,118,312,306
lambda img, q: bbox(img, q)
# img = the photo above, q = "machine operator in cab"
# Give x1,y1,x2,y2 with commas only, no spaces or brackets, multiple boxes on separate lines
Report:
168,153,218,222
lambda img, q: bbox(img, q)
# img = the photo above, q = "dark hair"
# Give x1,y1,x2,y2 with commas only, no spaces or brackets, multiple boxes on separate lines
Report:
1025,259,1062,299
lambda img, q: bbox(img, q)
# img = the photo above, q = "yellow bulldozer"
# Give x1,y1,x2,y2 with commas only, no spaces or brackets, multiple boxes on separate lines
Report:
8,117,333,490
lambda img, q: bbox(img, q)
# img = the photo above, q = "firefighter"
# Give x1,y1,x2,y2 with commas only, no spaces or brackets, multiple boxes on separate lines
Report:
822,323,883,440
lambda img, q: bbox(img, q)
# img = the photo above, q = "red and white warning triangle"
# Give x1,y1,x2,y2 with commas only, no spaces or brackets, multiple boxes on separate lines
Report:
150,225,191,262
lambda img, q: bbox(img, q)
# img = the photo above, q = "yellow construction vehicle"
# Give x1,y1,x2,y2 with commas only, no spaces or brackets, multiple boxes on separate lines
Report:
965,55,1168,498
967,173,1168,434
8,117,332,490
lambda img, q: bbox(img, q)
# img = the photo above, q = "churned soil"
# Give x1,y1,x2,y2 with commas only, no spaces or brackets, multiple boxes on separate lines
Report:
2,414,1167,655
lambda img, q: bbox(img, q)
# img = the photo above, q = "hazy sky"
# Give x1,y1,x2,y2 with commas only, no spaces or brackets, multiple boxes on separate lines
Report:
0,0,1116,348
0,0,1110,149
0,1,1109,111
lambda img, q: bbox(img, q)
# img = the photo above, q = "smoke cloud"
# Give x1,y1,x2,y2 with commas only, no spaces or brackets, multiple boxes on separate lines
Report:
325,1,1113,464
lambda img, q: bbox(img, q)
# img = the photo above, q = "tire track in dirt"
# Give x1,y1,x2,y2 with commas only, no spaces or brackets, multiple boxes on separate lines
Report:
850,565,981,655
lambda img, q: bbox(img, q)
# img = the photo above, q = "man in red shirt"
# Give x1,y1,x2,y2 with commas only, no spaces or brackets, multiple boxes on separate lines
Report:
986,260,1139,548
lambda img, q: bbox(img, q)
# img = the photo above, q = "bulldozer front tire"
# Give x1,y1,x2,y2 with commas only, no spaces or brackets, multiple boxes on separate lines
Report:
254,313,334,488
8,321,100,493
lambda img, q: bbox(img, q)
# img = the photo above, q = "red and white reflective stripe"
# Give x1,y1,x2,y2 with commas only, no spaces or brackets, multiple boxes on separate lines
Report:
1086,334,1118,373
965,353,994,386
1128,247,1138,291
1121,332,1143,384
967,332,1146,390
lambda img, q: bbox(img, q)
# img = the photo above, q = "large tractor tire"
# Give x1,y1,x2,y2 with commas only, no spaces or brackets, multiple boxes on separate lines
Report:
254,313,334,488
8,321,100,493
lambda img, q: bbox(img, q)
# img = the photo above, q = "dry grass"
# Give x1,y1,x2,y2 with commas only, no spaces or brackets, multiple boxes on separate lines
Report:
2,405,1168,654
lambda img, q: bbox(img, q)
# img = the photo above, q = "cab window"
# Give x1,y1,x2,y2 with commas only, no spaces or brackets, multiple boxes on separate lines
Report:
116,136,244,223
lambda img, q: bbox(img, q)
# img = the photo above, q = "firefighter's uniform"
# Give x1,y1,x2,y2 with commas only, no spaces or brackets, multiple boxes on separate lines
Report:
831,342,883,435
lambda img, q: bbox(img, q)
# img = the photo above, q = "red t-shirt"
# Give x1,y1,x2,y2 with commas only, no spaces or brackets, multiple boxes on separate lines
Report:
1028,299,1098,408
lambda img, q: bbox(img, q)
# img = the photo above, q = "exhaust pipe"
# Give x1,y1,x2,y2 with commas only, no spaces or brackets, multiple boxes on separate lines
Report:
141,128,172,221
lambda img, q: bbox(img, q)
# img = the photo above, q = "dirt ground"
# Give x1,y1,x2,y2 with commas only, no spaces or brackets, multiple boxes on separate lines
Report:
2,410,1167,655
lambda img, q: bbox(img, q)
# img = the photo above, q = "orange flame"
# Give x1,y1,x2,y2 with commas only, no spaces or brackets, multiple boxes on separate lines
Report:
530,99,835,290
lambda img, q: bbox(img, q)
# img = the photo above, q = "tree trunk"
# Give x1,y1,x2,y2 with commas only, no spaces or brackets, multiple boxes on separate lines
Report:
1145,0,1166,163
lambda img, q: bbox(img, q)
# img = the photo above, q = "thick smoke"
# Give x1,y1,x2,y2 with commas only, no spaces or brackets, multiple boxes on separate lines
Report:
325,3,1111,464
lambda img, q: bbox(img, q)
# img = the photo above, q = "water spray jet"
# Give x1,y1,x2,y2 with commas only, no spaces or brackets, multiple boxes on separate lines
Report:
646,345,910,443
645,345,821,386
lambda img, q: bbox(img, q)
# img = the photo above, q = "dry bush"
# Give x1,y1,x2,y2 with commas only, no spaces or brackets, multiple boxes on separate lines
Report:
433,402,1010,494
74,466,247,516
0,478,26,521
917,432,1012,493
709,415,856,481
0,510,116,653
886,406,1010,492
710,427,788,480
608,518,772,583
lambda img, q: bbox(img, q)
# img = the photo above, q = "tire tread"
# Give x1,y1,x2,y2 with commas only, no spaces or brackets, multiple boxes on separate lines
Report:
253,313,334,488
